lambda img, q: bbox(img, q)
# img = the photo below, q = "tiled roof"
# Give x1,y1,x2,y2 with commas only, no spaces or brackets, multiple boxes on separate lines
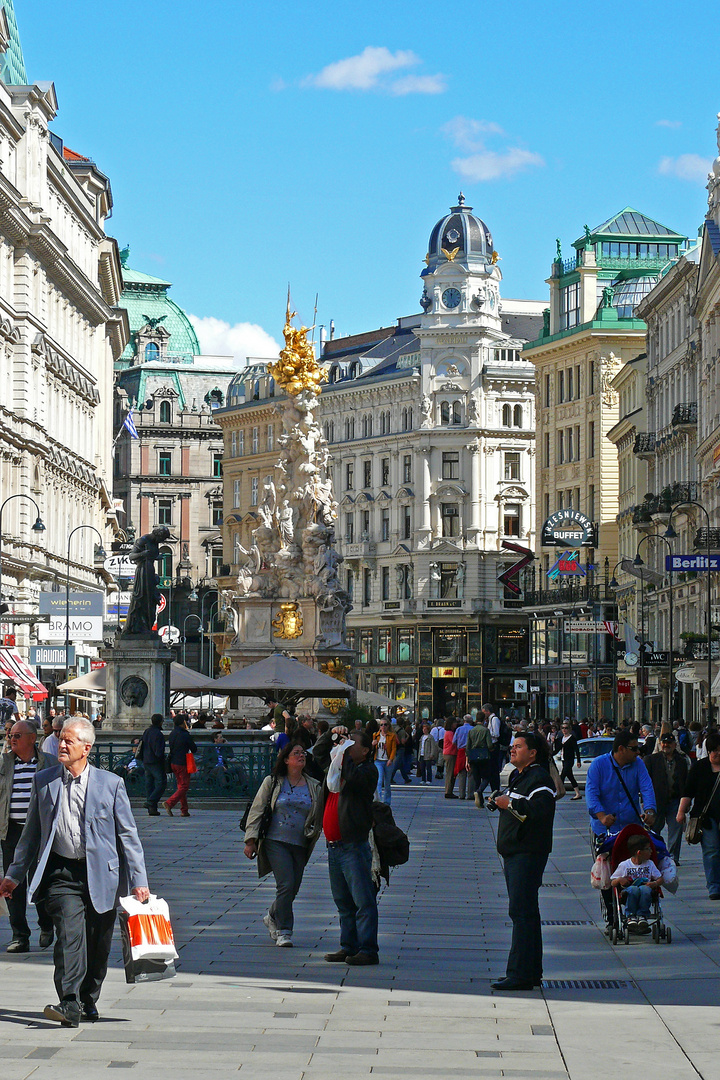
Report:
590,207,684,239
62,146,91,162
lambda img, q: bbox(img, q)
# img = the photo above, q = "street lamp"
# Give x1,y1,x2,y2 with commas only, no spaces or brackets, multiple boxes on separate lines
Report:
182,613,202,668
666,501,714,728
65,525,106,710
635,533,675,725
609,560,625,724
200,590,218,676
0,493,45,610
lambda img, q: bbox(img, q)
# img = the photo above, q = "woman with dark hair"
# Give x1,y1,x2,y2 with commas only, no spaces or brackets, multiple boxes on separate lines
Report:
677,730,720,899
244,742,323,947
555,721,582,800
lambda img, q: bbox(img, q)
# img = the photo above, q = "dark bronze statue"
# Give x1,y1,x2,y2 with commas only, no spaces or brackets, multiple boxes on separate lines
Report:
122,526,171,636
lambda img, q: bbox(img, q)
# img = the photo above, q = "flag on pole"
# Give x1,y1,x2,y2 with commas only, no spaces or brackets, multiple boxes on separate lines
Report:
123,410,139,439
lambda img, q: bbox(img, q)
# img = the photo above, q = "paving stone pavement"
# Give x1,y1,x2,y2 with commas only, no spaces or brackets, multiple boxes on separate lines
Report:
1,782,720,1079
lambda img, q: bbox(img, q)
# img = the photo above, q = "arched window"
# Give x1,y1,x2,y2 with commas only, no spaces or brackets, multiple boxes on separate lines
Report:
502,404,511,426
408,407,413,430
440,401,450,425
344,416,355,440
144,342,160,361
362,415,373,438
513,404,523,428
160,400,171,424
328,420,334,442
268,377,275,397
401,407,408,431
253,380,260,401
452,401,462,425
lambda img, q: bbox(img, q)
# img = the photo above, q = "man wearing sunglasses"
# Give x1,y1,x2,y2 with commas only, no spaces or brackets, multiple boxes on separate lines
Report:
586,728,657,929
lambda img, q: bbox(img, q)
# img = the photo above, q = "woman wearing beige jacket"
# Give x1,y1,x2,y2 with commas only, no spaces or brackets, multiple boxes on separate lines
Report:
244,742,323,947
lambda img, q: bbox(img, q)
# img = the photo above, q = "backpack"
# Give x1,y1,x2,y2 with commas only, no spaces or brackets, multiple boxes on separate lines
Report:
497,716,512,748
677,728,690,754
371,801,409,874
0,699,16,725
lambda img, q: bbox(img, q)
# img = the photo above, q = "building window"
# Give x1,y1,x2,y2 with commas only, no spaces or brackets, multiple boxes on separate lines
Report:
158,548,172,578
361,510,370,538
213,453,223,478
402,455,412,483
345,513,354,543
362,415,373,438
160,400,171,423
251,427,259,454
545,373,551,408
442,451,460,480
267,425,274,451
250,477,258,505
233,479,240,507
544,432,550,467
158,452,172,476
567,427,574,461
560,281,580,330
346,570,354,603
441,503,459,537
439,563,457,599
504,452,520,480
363,460,372,488
398,629,414,662
378,628,391,660
211,548,223,578
145,342,160,361
212,501,223,527
513,404,523,428
381,458,390,486
363,568,372,606
575,364,581,398
238,430,244,456
381,509,390,541
502,403,511,426
567,367,574,400
574,425,580,460
345,463,354,490
230,430,237,457
403,505,411,539
503,503,521,537
558,430,565,464
382,566,390,600
158,499,172,525
589,420,595,457
558,370,565,403
544,492,550,519
360,630,372,664
589,360,595,395
441,401,450,425
347,629,356,654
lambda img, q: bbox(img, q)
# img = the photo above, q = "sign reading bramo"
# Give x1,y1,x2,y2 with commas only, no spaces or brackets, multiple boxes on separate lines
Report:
541,509,596,547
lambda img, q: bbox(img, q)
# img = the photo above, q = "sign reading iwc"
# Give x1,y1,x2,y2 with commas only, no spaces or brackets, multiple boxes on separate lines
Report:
541,509,596,548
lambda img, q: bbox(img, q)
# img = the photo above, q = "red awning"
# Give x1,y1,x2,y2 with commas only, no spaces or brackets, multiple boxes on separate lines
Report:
0,648,48,700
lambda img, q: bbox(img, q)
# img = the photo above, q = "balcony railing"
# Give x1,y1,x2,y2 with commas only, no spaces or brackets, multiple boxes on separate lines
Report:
672,402,698,427
694,528,720,549
634,433,656,456
596,255,670,272
524,583,615,607
668,481,698,505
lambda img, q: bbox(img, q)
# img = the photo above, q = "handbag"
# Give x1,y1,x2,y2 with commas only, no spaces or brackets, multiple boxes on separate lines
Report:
548,756,566,800
186,752,197,775
685,772,720,845
240,777,277,836
118,894,178,984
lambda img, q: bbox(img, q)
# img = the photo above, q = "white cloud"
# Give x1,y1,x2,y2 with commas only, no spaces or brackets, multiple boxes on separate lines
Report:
189,315,280,364
270,76,287,92
658,154,711,182
442,115,544,182
302,46,445,94
656,119,682,129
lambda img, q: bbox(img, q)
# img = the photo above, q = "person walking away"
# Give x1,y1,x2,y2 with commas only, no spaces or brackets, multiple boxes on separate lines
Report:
1,721,58,952
610,834,663,933
315,729,380,966
645,732,688,864
557,721,582,799
0,718,148,1026
418,723,438,784
443,721,459,799
371,720,396,805
430,719,446,779
676,730,720,899
391,721,412,784
482,703,503,793
164,714,196,817
139,713,166,816
490,732,555,991
452,715,474,800
466,716,493,808
244,742,322,947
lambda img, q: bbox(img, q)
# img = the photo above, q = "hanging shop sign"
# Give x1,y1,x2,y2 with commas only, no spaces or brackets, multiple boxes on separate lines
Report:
617,678,632,694
666,555,720,572
541,509,597,547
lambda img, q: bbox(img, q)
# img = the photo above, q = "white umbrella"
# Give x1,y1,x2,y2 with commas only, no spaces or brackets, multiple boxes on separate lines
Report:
209,653,352,706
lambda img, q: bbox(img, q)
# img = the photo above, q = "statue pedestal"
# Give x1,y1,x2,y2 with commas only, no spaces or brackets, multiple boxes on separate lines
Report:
102,634,173,731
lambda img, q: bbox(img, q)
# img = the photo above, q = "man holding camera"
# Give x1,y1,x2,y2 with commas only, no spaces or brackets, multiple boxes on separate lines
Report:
489,732,556,991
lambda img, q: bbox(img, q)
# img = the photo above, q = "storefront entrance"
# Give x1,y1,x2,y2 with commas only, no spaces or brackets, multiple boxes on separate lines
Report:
432,677,466,720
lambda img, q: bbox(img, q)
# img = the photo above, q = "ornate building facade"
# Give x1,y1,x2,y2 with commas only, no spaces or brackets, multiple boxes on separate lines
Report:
0,14,128,673
217,197,544,719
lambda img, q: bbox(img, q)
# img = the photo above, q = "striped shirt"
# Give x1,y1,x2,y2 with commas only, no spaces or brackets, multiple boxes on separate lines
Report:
9,756,38,823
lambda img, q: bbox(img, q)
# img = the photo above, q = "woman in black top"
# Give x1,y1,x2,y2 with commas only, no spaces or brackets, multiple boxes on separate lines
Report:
164,714,197,817
677,730,720,899
556,721,582,800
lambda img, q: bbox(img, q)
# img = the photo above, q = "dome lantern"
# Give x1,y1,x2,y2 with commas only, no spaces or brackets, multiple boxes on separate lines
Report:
424,194,495,273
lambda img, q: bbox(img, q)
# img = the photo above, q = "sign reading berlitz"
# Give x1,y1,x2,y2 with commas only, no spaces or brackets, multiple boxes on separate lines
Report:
541,509,596,547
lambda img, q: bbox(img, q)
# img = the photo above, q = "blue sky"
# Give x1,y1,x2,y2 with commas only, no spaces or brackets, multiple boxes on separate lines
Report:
16,0,720,360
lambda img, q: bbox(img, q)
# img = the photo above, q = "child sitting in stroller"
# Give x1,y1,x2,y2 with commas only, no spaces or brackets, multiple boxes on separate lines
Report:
610,833,663,933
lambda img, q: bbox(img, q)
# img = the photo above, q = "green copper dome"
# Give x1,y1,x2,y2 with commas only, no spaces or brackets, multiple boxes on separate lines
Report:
0,0,28,85
118,253,200,367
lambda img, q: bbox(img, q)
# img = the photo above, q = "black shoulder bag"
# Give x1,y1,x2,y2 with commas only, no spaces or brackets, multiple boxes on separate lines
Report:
686,772,720,845
240,776,277,835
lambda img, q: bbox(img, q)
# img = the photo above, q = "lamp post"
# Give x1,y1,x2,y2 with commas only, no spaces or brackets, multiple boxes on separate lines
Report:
609,560,625,724
200,590,218,677
65,526,106,710
666,500,714,728
634,533,674,726
182,613,201,668
0,494,45,613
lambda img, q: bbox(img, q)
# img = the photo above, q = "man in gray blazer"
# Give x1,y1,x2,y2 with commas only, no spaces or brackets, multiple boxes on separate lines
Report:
0,717,149,1027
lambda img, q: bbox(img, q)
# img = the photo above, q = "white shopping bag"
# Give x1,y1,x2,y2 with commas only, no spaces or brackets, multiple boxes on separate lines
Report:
118,893,178,983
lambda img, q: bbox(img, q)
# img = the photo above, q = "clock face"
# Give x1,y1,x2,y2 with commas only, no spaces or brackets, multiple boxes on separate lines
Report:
442,287,461,310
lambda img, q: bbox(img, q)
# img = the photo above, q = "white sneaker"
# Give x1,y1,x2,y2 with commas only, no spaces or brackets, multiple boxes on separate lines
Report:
276,935,293,948
263,912,278,941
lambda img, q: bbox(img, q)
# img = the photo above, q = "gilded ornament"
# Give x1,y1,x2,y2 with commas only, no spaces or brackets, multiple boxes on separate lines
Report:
321,657,351,714
218,656,232,675
268,306,327,398
441,246,459,262
271,602,304,639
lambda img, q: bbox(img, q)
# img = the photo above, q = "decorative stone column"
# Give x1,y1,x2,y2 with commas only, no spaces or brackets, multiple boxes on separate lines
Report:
467,439,482,545
417,447,432,548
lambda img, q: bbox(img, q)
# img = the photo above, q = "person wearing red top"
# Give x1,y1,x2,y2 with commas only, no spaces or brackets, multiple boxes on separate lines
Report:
443,721,459,799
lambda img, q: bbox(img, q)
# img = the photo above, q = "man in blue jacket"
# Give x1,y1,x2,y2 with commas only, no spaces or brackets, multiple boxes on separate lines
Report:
586,728,656,928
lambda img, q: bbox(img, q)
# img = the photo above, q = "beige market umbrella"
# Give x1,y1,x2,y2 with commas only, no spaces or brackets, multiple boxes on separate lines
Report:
209,653,352,708
58,663,216,696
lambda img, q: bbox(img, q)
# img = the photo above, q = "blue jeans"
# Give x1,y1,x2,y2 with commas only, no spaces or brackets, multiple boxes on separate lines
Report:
144,762,166,810
700,817,720,897
375,760,392,804
624,884,653,918
392,748,412,782
327,841,378,956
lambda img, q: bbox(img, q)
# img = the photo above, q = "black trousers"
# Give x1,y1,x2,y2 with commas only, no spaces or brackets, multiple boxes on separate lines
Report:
144,762,167,809
1,820,53,941
40,854,116,1006
503,850,548,984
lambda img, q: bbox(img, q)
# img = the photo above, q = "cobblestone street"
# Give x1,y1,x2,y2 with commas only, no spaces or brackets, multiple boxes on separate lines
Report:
1,786,720,1079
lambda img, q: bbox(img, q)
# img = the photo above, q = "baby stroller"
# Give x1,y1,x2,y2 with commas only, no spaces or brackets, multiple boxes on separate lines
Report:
607,824,672,946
